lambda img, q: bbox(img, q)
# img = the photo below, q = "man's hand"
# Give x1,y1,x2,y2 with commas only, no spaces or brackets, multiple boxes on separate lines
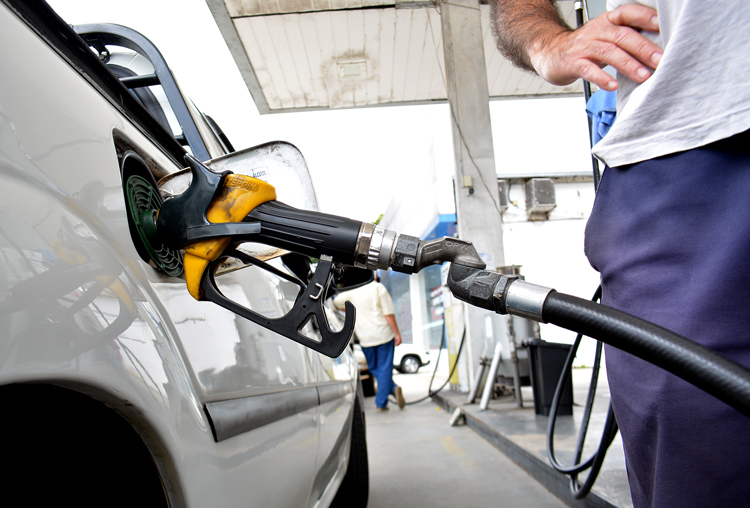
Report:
532,4,661,91
492,1,662,91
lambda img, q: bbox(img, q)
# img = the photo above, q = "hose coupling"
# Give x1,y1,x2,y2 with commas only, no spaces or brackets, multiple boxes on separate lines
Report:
446,263,518,313
353,226,486,275
353,223,398,271
446,263,553,321
505,280,554,322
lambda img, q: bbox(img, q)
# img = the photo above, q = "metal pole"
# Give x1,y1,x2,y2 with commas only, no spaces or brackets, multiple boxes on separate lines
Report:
480,343,504,410
575,0,602,190
467,356,490,403
509,330,524,408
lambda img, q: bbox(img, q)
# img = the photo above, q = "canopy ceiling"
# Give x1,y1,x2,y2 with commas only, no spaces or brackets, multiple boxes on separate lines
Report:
206,0,582,113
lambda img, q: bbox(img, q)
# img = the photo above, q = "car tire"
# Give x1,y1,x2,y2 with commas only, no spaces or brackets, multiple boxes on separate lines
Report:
330,391,369,508
400,355,421,374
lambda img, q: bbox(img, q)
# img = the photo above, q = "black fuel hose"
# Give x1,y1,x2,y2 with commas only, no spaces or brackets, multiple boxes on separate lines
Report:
541,290,750,418
545,287,621,498
404,323,465,406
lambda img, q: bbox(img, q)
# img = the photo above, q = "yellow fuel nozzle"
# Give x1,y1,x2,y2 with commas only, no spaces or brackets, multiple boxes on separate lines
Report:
183,174,277,300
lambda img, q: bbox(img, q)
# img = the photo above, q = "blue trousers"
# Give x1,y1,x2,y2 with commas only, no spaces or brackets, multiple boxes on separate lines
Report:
362,339,397,409
584,131,750,507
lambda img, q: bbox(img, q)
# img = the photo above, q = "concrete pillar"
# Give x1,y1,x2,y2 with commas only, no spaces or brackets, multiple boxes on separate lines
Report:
441,0,507,391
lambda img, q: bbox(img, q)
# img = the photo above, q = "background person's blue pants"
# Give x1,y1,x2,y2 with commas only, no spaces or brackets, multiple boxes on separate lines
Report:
584,130,750,508
361,339,397,409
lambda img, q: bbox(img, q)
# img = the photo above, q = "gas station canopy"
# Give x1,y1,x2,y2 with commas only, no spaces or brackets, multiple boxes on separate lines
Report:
206,0,582,114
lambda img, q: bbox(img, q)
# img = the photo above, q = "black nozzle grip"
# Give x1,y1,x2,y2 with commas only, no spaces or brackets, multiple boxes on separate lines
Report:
246,201,363,265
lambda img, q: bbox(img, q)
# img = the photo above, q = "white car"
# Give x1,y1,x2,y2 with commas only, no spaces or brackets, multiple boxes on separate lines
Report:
394,343,432,374
354,343,431,381
0,3,367,507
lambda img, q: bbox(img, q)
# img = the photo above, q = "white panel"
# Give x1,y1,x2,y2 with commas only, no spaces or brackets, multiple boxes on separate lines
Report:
486,59,504,94
328,10,353,107
486,46,513,94
482,5,505,92
234,17,281,109
298,13,329,107
424,8,446,100
330,0,349,9
391,8,413,102
313,11,339,108
277,0,314,14
272,15,312,108
312,0,332,10
487,60,515,96
258,16,298,109
377,8,396,103
346,9,367,107
329,10,350,60
512,69,540,96
402,8,427,101
228,0,393,16
363,9,381,105
498,59,527,97
225,0,264,17
284,15,320,107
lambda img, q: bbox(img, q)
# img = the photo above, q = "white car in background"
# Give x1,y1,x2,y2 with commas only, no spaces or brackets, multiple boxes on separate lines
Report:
394,343,431,374
0,2,367,507
354,342,431,397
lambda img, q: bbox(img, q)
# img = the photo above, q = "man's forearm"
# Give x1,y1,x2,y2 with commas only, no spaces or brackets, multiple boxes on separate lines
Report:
490,0,661,91
490,0,570,74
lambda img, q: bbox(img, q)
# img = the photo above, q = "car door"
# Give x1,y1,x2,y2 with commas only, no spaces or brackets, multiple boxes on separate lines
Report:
148,260,323,507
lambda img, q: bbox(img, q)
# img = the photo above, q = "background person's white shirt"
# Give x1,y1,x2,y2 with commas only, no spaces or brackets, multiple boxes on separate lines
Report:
334,282,395,348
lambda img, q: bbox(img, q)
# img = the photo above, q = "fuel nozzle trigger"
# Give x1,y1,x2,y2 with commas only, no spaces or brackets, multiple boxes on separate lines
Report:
202,253,356,357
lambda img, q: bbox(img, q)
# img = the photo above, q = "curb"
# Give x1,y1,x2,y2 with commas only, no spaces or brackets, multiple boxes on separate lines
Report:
432,392,621,508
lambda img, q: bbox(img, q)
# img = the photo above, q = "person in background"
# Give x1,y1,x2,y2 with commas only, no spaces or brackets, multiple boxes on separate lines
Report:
335,273,406,412
489,1,750,506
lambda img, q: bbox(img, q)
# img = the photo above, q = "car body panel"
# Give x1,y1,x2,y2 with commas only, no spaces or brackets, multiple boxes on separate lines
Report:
0,3,356,506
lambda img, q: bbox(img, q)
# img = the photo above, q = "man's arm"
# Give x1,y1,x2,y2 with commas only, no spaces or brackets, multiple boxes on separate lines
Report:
490,0,662,91
385,314,402,347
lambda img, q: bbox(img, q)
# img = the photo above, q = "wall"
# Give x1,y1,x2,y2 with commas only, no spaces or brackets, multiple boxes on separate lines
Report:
502,177,602,365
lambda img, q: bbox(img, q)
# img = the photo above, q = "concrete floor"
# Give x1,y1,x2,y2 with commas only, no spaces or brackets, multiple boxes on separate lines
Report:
433,377,630,508
362,353,631,508
363,368,568,508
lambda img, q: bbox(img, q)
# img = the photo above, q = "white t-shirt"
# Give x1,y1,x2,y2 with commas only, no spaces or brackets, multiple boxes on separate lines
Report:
333,282,396,348
593,0,750,167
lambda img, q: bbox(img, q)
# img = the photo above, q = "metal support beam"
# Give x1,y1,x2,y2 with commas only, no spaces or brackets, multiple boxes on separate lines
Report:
441,0,507,391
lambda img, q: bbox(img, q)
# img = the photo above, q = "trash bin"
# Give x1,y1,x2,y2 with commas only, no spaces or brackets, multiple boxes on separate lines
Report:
524,339,573,416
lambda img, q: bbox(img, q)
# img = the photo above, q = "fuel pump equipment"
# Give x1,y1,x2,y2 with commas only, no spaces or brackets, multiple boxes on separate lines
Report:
132,154,750,421
130,154,485,357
